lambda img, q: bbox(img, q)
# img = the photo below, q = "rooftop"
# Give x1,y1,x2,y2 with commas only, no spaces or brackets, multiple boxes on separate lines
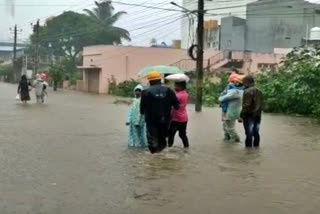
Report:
0,46,25,52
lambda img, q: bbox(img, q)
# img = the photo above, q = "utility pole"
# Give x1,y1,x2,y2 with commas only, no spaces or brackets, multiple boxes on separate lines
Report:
34,19,40,74
13,25,17,61
195,0,205,112
10,25,22,82
35,19,40,74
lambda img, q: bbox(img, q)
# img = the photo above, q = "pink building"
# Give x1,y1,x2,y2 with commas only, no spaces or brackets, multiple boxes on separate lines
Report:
231,51,285,73
78,45,290,94
78,45,216,93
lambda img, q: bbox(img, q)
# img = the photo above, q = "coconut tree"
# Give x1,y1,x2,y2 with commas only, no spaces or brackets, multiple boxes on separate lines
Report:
84,1,131,44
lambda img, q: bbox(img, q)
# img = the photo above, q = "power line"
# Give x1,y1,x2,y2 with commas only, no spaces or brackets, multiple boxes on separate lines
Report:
132,16,182,44
118,9,178,30
0,4,78,7
0,1,178,7
112,1,182,12
87,15,186,63
155,25,181,42
117,1,174,24
23,3,320,44
25,1,177,43
34,13,182,43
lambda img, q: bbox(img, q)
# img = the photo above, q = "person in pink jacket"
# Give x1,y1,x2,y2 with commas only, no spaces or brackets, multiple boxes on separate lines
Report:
168,81,189,148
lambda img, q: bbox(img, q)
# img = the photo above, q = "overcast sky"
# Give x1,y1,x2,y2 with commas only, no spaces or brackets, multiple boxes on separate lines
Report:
0,0,320,46
0,0,183,46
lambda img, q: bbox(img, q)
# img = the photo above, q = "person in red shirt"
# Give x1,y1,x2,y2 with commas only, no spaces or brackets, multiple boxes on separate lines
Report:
168,81,189,148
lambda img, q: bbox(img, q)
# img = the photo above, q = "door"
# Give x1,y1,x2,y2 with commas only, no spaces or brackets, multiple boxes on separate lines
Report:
87,69,100,93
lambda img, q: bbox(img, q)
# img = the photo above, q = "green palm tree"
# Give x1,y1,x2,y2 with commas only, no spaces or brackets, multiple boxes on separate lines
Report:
84,1,131,44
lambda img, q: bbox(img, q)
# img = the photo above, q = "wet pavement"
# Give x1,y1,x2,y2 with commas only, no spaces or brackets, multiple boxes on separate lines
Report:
0,82,320,214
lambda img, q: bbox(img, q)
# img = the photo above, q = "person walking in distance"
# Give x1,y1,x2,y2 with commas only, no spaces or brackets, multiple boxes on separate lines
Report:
33,74,48,104
168,81,189,148
240,75,264,148
17,74,31,104
140,71,179,154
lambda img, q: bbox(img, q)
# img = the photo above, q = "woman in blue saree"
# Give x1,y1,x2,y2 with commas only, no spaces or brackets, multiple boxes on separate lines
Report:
126,84,147,148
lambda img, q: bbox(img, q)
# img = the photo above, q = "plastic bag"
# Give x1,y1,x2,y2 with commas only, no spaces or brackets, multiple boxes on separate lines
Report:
165,74,190,82
15,94,20,100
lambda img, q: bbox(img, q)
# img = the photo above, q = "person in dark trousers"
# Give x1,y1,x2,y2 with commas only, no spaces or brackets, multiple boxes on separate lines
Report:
240,75,264,148
17,75,31,104
140,71,179,154
168,81,189,148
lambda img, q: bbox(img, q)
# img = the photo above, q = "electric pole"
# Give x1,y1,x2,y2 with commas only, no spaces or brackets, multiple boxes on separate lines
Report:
195,0,205,112
171,0,205,112
13,25,17,61
10,25,22,82
31,19,40,74
34,19,40,74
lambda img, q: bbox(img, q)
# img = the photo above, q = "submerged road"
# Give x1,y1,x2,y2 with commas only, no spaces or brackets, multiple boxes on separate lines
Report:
0,82,319,214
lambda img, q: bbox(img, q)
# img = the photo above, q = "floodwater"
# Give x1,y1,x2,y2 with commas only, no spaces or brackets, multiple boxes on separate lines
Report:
0,83,319,214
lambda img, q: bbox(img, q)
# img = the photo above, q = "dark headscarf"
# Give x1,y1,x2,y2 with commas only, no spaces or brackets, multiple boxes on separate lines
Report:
21,74,27,81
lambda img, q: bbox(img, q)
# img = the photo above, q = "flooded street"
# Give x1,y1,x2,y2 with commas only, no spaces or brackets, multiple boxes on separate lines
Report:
0,82,319,214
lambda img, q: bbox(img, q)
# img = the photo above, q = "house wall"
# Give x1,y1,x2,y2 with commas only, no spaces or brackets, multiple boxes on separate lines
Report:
246,0,320,53
82,46,189,93
231,51,285,73
81,45,289,94
246,52,284,73
82,45,218,93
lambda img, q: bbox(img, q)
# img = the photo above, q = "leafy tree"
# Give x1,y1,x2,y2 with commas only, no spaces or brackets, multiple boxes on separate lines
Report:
84,0,131,44
28,2,130,78
30,11,93,62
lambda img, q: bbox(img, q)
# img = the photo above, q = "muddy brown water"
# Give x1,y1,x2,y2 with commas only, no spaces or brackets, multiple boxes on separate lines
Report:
0,83,319,214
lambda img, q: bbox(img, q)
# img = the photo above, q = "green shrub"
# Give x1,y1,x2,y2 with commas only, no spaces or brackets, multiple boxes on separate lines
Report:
110,74,229,107
256,47,320,118
188,73,229,107
112,79,140,97
0,64,13,81
69,72,81,85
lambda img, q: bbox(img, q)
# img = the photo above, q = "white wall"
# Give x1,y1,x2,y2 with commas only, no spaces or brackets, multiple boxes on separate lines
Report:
181,0,257,49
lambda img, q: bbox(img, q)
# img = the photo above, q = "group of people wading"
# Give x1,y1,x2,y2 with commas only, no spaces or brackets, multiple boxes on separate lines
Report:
126,70,264,154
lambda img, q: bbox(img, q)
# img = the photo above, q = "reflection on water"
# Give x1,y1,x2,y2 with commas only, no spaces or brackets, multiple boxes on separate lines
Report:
121,110,320,214
1,84,320,214
126,148,188,181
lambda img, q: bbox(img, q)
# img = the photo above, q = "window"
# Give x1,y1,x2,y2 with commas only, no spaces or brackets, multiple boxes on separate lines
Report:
257,63,277,70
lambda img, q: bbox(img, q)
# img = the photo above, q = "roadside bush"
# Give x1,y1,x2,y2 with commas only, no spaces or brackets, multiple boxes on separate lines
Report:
98,47,320,118
256,47,320,118
188,73,229,107
112,79,140,97
0,64,13,82
110,74,229,106
69,72,81,86
49,63,64,90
